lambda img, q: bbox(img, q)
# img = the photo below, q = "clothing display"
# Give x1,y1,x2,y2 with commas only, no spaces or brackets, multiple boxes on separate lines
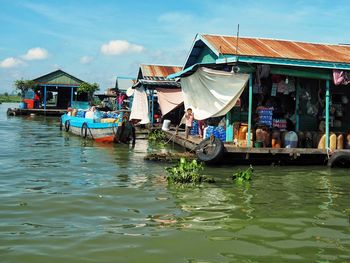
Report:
333,70,350,85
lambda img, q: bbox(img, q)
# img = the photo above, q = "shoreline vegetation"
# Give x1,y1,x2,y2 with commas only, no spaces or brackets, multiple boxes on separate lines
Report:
0,94,21,103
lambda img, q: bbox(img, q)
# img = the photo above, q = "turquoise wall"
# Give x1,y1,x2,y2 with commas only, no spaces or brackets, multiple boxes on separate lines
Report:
196,46,217,64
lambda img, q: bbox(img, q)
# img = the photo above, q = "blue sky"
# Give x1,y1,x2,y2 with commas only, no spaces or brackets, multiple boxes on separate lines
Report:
1,0,350,93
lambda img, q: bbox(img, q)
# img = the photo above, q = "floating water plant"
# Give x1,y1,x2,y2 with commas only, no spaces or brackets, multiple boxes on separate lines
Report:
232,165,254,184
148,129,167,145
166,158,215,184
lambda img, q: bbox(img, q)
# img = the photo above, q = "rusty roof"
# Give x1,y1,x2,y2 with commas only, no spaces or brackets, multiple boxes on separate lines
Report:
202,34,350,64
140,64,182,79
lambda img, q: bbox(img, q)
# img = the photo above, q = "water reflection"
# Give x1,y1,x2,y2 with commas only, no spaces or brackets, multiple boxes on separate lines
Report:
1,103,350,262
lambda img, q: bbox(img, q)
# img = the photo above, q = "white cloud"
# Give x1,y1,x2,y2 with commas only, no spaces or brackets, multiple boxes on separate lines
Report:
80,56,93,64
22,47,48,60
101,40,144,56
0,57,24,68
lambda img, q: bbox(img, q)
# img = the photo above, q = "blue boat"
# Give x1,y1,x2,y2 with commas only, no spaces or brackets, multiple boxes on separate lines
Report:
60,114,134,143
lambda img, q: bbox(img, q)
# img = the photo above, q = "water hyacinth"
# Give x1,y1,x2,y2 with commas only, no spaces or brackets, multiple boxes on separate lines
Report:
232,165,254,184
148,129,167,145
165,158,215,184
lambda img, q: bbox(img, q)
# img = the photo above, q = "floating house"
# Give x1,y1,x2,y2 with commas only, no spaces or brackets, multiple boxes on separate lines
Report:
8,69,89,116
166,34,350,166
33,69,87,110
130,64,183,125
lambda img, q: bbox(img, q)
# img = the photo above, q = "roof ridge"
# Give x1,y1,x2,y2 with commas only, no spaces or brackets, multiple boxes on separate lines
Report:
200,33,350,47
140,63,182,67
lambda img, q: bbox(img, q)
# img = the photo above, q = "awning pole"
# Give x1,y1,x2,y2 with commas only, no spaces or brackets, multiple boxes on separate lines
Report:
70,87,74,107
151,89,154,125
225,110,233,142
247,74,253,147
325,80,330,149
295,78,300,132
44,85,47,110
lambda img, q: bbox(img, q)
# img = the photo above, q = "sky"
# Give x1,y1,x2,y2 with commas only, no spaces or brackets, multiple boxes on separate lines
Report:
1,0,350,93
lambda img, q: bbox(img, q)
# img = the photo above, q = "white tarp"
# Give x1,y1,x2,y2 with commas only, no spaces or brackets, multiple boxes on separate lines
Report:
129,86,150,124
155,88,183,115
180,67,249,120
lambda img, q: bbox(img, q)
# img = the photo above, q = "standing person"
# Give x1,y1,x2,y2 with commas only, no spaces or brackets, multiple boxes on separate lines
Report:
185,108,194,139
198,119,205,138
34,91,41,108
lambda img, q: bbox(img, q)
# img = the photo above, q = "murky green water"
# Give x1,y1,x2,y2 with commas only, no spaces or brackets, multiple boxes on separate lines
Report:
1,103,350,262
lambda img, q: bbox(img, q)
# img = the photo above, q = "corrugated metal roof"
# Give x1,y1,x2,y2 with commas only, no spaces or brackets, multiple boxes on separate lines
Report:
202,34,350,64
133,79,180,89
140,64,182,80
33,69,84,86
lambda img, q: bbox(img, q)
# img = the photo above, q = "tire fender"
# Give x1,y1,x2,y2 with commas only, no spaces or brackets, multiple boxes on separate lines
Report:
81,122,88,138
328,151,350,168
195,136,224,164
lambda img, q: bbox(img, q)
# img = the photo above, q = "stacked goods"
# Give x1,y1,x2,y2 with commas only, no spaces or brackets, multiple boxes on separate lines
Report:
76,110,85,118
337,134,344,150
190,120,199,135
272,119,287,130
72,109,78,117
203,126,226,142
213,126,226,142
346,134,350,149
237,124,252,147
257,107,273,127
256,128,271,147
318,133,337,150
271,130,281,148
204,126,214,139
101,118,117,123
330,134,337,151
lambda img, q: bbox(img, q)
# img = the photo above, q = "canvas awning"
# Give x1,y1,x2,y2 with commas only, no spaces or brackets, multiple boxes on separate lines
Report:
129,86,150,124
155,88,183,115
180,67,249,120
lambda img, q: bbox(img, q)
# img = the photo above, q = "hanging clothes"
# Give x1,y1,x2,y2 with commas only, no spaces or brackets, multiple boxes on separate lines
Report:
155,88,183,116
180,67,249,120
333,70,350,85
129,86,150,124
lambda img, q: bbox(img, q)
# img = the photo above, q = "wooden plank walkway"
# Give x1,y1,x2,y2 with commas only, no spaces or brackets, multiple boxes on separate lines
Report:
163,129,350,165
164,130,328,155
7,108,66,116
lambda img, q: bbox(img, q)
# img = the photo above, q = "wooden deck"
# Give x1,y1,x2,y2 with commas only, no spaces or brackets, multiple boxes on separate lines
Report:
163,129,345,165
7,108,66,117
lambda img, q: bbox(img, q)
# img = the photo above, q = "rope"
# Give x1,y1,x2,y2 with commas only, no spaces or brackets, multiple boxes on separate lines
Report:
326,147,331,160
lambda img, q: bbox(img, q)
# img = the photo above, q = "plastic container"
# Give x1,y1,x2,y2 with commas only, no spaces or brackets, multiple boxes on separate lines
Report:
238,124,248,140
85,111,94,119
162,119,171,131
23,99,34,109
19,102,27,109
72,109,78,117
284,131,298,148
254,141,263,148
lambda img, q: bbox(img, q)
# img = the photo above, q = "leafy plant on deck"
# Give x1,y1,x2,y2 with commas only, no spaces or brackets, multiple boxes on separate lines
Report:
166,158,215,184
232,165,254,184
14,79,39,97
78,82,100,104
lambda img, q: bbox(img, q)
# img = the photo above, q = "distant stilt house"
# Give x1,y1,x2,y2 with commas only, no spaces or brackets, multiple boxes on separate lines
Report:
130,64,183,125
33,69,87,110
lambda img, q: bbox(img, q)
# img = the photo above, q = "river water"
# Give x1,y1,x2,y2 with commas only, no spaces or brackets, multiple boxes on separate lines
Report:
0,103,350,262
